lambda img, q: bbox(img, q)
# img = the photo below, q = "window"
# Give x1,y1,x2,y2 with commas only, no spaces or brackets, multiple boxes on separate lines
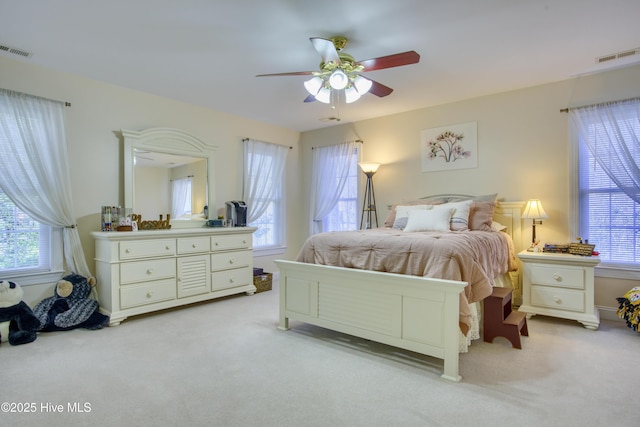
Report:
0,189,52,275
320,149,359,232
572,100,640,273
243,140,288,251
171,177,192,218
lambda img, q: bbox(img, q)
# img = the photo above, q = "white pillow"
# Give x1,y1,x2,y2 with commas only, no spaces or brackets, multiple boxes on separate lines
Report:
403,206,455,232
491,221,508,232
392,204,432,229
446,200,473,231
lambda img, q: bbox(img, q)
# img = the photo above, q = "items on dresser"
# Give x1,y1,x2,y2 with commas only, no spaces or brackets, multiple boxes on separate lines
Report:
517,250,601,329
92,227,257,325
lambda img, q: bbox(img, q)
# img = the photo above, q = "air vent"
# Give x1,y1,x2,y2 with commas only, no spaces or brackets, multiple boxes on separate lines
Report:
0,43,32,58
596,48,639,64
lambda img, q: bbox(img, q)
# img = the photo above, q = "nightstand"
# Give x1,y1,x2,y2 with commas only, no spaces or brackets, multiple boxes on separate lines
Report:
517,250,601,330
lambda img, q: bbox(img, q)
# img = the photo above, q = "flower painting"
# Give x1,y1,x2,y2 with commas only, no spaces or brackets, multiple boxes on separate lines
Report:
421,122,478,172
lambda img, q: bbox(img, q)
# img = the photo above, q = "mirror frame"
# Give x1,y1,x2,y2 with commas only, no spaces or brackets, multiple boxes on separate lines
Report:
121,128,216,228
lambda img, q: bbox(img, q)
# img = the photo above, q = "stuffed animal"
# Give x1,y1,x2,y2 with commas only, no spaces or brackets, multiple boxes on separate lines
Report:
0,280,39,345
33,273,109,332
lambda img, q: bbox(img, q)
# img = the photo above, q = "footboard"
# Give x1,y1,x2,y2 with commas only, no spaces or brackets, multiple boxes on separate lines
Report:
274,260,467,382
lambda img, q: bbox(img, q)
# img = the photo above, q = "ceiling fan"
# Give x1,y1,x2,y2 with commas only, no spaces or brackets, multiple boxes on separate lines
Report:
256,36,420,104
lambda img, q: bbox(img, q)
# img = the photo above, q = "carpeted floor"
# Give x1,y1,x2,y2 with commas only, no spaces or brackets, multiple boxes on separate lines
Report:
1,279,637,427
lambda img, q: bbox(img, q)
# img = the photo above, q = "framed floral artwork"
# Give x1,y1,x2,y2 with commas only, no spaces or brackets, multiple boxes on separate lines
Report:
421,121,478,172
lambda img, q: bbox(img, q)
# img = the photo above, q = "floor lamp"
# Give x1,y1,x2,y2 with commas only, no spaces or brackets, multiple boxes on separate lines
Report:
359,162,380,229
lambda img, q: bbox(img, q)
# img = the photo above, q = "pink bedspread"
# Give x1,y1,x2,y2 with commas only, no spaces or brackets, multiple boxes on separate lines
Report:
296,228,517,334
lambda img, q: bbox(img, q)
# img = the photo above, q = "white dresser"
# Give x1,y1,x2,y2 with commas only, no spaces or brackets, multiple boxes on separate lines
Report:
92,227,257,325
517,250,601,329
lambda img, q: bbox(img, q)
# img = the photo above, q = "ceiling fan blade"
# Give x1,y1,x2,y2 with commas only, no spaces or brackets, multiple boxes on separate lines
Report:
310,37,341,64
256,71,314,77
368,79,394,97
303,94,316,103
358,51,420,72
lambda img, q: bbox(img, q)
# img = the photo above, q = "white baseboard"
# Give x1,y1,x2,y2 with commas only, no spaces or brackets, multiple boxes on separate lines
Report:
597,305,622,322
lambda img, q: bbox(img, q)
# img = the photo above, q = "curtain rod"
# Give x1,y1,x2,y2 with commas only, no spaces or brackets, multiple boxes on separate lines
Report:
311,139,363,150
560,96,640,113
242,138,292,149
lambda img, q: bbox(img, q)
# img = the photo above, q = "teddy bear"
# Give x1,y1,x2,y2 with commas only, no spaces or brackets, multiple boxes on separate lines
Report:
33,273,109,332
0,280,39,345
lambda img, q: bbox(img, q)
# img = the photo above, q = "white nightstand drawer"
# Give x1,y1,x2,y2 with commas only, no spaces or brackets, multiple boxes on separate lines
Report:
531,285,585,312
120,239,176,260
177,236,210,254
211,250,253,271
529,264,584,289
120,279,176,309
212,267,252,291
211,234,252,251
120,259,176,284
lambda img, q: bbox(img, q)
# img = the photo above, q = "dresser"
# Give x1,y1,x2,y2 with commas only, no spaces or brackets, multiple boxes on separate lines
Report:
517,250,600,329
92,227,257,325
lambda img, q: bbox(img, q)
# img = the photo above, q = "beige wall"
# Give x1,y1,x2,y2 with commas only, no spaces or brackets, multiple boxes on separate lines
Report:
1,55,302,304
299,64,640,317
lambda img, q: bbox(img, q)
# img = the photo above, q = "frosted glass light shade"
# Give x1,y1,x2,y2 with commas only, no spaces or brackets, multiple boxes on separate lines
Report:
353,75,372,94
522,199,549,219
329,69,348,90
304,76,323,95
315,86,331,104
358,162,380,174
345,86,361,103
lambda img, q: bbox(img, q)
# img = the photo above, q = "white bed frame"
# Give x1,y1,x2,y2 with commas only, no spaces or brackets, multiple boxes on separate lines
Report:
275,201,524,382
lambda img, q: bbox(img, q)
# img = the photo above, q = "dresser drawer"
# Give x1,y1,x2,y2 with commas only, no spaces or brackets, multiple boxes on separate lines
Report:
211,249,252,272
120,279,176,309
529,264,584,290
211,234,252,251
212,267,252,291
177,236,210,254
120,259,176,285
120,239,176,260
530,285,585,312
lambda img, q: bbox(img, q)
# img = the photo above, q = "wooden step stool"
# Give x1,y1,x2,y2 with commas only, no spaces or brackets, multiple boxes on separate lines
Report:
483,287,528,349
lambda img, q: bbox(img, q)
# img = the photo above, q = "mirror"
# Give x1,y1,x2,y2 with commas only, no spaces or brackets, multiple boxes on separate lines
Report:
122,128,216,228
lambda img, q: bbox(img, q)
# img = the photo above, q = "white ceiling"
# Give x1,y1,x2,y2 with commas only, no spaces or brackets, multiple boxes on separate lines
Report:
2,0,640,132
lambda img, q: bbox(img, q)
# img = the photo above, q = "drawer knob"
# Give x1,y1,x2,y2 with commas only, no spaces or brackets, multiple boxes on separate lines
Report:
192,244,197,248
165,246,170,250
146,292,153,299
215,242,219,246
553,273,562,282
243,240,247,244
229,278,235,284
229,259,234,264
125,248,130,254
146,269,153,275
553,296,562,304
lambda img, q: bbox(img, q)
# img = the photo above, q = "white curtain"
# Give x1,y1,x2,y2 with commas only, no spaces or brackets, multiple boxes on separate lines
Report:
310,141,359,234
171,177,192,218
0,89,90,277
243,139,288,223
569,98,640,204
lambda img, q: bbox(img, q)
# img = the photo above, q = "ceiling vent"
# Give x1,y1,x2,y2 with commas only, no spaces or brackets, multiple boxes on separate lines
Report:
596,48,639,64
0,43,32,58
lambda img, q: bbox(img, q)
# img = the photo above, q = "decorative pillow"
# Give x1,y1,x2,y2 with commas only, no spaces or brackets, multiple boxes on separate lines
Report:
403,205,454,232
392,204,433,229
445,200,473,231
469,201,496,231
491,221,508,232
384,202,434,228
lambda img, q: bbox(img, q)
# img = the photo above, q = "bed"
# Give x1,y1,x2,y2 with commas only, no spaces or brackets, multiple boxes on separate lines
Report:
275,196,524,381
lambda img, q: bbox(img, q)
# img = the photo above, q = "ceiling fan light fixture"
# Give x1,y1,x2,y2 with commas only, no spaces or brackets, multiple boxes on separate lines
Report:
345,86,361,103
304,76,323,95
353,75,373,94
315,86,331,104
329,69,349,90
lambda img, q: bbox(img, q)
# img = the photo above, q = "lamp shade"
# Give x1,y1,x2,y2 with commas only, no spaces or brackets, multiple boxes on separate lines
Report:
314,86,331,104
522,199,549,219
304,76,323,96
358,162,380,174
329,69,349,90
353,75,372,94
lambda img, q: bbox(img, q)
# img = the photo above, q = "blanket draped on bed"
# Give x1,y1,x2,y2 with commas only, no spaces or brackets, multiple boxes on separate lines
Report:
296,228,518,335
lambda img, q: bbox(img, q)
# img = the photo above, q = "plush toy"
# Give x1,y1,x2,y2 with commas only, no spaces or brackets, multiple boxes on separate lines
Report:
33,273,109,332
0,280,39,345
